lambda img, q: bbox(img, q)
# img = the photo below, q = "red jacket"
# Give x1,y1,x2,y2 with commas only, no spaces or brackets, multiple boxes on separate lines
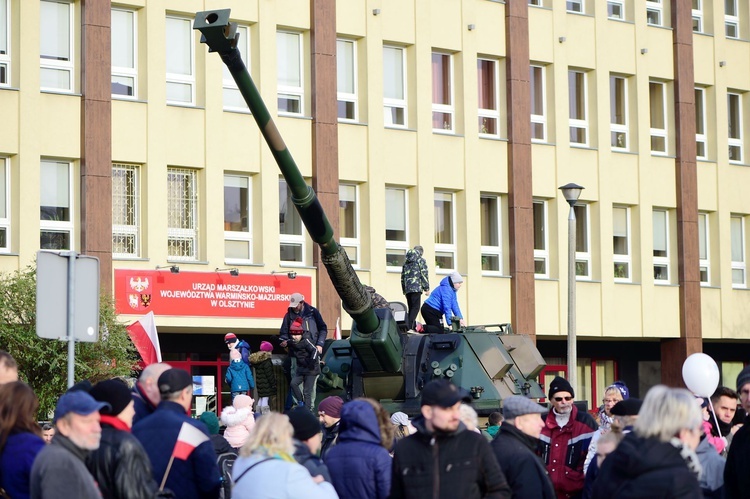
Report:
536,405,598,499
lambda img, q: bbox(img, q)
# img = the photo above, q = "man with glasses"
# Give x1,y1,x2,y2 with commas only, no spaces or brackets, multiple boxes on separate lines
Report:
538,376,598,499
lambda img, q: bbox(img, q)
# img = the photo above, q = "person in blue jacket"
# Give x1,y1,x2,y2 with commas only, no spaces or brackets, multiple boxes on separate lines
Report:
225,349,255,400
420,271,466,334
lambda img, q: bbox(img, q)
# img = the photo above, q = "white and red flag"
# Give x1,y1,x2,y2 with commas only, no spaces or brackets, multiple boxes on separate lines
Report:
172,422,210,460
334,317,341,340
126,311,162,365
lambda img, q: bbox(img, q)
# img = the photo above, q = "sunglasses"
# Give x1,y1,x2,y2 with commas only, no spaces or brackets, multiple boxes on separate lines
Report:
554,396,573,402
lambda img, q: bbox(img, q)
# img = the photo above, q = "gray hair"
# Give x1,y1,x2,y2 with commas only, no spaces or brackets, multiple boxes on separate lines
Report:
459,403,479,430
634,385,702,442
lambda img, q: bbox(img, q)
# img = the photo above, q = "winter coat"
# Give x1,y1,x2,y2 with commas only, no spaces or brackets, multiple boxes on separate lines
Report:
401,248,429,295
220,406,255,449
280,302,329,348
133,400,221,499
325,400,392,499
288,331,321,376
491,422,555,499
0,431,45,499
537,405,598,498
423,276,463,324
390,415,511,499
364,285,390,309
320,421,341,461
225,360,255,393
209,434,235,457
293,440,332,482
725,414,750,498
231,454,338,499
593,432,702,498
30,434,102,499
85,416,159,499
250,351,277,398
695,435,725,497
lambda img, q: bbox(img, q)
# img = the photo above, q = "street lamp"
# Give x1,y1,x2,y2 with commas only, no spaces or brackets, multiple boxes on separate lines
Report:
559,183,584,396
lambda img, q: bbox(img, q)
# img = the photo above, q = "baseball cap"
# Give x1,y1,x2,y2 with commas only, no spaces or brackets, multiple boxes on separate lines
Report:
420,379,470,408
224,333,237,344
502,395,546,419
158,368,193,395
54,390,110,422
289,293,304,307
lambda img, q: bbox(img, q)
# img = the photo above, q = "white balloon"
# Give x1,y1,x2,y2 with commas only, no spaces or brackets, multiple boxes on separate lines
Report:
682,353,720,398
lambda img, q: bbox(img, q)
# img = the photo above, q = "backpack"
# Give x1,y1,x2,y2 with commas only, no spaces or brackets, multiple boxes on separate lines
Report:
217,451,238,499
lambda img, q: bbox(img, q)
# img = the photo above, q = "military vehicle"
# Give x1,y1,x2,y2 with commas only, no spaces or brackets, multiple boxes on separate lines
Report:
194,9,546,415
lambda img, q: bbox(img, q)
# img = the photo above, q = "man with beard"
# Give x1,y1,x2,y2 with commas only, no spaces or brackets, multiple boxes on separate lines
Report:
538,376,598,499
390,379,511,499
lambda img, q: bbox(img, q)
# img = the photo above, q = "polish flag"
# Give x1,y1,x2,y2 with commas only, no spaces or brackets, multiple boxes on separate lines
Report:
172,422,210,460
334,317,341,340
126,312,162,365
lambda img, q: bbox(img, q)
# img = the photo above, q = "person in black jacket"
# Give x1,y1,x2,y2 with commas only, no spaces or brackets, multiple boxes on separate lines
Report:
491,395,555,499
288,407,332,482
250,341,277,415
287,317,321,411
87,378,162,499
198,411,234,457
390,379,511,499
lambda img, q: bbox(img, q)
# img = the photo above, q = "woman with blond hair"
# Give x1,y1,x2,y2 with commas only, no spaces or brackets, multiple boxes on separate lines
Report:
231,413,338,499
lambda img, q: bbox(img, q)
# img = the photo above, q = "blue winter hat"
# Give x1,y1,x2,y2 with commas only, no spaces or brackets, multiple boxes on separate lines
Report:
54,390,110,422
607,381,630,400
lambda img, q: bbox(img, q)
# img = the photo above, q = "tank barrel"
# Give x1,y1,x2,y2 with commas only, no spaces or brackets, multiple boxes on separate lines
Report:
193,9,379,333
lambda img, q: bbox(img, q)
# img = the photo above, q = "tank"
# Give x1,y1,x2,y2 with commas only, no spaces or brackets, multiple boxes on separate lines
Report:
193,9,546,415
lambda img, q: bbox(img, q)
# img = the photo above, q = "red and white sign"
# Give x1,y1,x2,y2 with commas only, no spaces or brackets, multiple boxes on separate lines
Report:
114,270,312,319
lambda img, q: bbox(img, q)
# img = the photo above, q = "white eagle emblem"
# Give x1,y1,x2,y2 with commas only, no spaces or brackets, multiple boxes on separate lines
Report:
128,294,139,310
130,277,149,293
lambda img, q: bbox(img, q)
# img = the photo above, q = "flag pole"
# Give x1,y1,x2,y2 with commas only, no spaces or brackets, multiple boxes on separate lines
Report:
159,455,175,491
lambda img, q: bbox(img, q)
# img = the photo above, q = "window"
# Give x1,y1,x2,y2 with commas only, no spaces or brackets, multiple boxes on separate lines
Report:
339,183,360,267
277,31,303,115
653,209,669,282
530,65,547,142
480,194,502,274
337,39,358,122
0,0,9,86
610,75,628,151
647,0,663,26
0,157,9,252
167,168,198,261
569,70,588,146
223,25,249,111
649,81,667,155
385,187,408,268
728,92,743,163
434,191,456,271
432,52,454,133
698,212,709,285
112,163,140,257
40,0,73,92
529,0,543,5
165,17,195,105
383,45,407,127
478,59,500,137
726,0,739,38
608,1,625,20
693,0,703,32
567,0,583,13
224,175,252,263
112,8,137,98
40,160,73,250
731,215,746,287
533,200,548,277
695,88,707,160
574,204,591,279
279,178,305,264
613,206,631,281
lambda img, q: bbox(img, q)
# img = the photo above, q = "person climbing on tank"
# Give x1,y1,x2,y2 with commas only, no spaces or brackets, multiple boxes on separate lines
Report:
419,271,466,334
287,317,321,412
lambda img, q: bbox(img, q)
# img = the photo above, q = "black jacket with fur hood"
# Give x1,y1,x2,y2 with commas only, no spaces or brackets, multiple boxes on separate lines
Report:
249,351,276,397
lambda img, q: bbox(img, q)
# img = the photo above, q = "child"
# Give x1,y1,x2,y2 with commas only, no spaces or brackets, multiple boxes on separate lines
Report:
220,394,255,450
250,341,277,415
225,348,255,400
287,317,320,411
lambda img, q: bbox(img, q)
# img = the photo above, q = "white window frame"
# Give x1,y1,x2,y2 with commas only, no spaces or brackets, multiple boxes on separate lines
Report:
112,163,140,258
650,81,668,155
40,0,74,92
698,212,710,285
432,51,455,134
726,0,739,39
385,186,409,270
165,16,195,106
166,167,198,261
224,174,253,265
40,159,74,251
383,45,407,128
613,206,631,283
480,194,502,275
569,70,589,147
277,30,304,116
477,58,500,138
279,178,306,266
533,199,549,278
610,75,629,151
728,92,743,164
529,0,543,6
574,203,591,280
608,1,625,20
337,38,358,123
653,209,670,283
693,0,703,33
0,0,10,87
111,8,137,99
223,25,249,112
530,65,547,143
567,0,583,14
339,183,360,269
695,87,707,160
0,157,9,253
434,191,457,273
647,0,663,26
731,215,746,288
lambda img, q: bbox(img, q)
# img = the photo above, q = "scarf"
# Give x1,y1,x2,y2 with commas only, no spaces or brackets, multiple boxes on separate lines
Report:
669,437,703,480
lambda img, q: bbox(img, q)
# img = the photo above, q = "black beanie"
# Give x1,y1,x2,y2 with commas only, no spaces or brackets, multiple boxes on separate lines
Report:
90,378,132,416
548,376,575,399
737,366,750,392
288,408,322,441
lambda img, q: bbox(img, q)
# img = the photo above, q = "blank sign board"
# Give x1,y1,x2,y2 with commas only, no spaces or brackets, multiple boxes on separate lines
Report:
36,251,100,342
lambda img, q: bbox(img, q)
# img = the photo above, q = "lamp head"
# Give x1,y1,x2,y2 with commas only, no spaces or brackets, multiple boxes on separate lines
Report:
559,183,585,207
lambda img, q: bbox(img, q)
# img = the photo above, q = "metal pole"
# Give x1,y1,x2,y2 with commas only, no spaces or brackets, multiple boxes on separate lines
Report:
567,206,577,394
66,251,77,388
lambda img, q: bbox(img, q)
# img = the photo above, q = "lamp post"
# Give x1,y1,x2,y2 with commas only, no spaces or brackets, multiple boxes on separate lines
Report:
559,183,584,395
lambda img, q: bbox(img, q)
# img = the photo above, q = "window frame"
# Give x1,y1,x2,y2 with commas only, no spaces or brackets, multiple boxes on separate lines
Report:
695,87,707,160
431,51,455,134
279,177,306,266
610,75,629,151
40,0,74,93
653,209,670,283
477,58,500,138
223,25,250,112
112,163,141,258
530,65,547,143
277,30,304,117
165,16,195,106
434,190,457,272
337,38,358,123
728,92,743,164
339,183,360,269
726,0,739,39
649,81,668,155
480,194,503,275
383,45,407,128
0,157,9,253
0,0,10,87
111,7,138,100
647,0,664,26
574,203,592,280
608,1,625,20
223,174,253,265
40,159,74,251
569,69,589,147
698,211,710,285
613,206,631,283
731,215,746,288
166,167,199,262
385,186,409,270
692,0,703,33
567,0,584,14
533,199,549,278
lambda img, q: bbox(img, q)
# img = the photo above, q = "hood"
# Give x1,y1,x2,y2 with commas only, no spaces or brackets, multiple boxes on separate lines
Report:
228,360,248,371
695,435,715,457
405,248,419,264
221,406,253,427
438,276,457,291
249,351,272,364
338,400,383,445
605,432,691,480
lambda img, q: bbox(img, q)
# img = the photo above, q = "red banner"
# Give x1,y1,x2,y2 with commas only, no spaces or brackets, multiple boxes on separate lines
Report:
114,269,312,319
